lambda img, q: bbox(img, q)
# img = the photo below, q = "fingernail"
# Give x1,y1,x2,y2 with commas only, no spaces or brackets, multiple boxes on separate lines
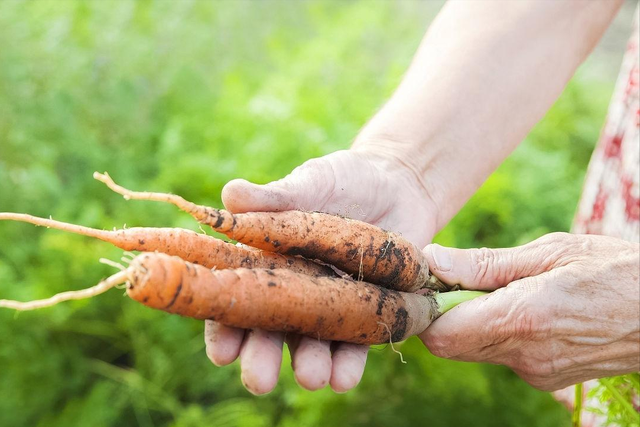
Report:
430,244,452,272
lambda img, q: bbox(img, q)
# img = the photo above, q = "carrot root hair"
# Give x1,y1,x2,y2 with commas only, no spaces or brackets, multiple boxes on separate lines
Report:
377,321,407,364
93,172,200,215
0,212,113,241
0,271,129,311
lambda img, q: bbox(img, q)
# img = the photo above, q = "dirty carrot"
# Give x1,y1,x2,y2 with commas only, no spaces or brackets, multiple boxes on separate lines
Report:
0,252,485,345
0,213,333,276
93,172,450,293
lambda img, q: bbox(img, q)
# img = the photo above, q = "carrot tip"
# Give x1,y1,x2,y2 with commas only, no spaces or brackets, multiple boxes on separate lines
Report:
376,321,406,363
0,270,128,311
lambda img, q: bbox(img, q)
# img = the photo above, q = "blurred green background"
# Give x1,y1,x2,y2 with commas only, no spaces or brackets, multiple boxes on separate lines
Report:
0,1,635,426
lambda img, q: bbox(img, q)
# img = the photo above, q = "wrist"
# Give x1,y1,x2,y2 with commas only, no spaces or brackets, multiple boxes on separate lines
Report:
351,134,439,206
352,119,439,177
351,132,474,232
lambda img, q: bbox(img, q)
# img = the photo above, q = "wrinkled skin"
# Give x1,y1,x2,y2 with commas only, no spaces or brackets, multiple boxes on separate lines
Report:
204,149,439,394
421,232,640,391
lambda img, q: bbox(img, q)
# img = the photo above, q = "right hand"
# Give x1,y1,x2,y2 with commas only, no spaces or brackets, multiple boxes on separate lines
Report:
204,148,441,395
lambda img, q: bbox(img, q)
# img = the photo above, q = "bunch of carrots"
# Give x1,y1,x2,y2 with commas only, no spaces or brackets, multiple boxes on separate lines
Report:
0,173,484,345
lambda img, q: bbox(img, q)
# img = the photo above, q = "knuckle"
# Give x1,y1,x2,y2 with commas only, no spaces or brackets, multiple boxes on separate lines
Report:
470,247,499,283
286,159,324,185
537,232,571,246
294,157,322,171
532,232,586,268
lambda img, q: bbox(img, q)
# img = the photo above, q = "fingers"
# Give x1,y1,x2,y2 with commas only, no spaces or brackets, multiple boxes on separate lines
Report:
421,276,545,363
206,325,368,394
287,336,332,391
204,320,245,366
329,343,368,393
423,233,572,290
239,329,285,395
287,337,368,393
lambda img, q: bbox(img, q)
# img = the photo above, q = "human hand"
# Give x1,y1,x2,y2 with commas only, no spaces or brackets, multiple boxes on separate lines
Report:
205,149,440,394
421,233,640,391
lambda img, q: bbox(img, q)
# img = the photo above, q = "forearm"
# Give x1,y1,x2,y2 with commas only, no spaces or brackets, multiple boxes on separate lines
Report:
353,0,622,230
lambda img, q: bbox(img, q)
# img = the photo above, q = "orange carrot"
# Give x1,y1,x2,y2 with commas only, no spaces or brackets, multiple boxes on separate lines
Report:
0,253,485,344
0,213,333,277
93,172,451,292
125,253,437,344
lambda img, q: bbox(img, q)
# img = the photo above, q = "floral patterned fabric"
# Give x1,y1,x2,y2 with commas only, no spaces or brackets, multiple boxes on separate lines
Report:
555,7,639,427
573,8,640,244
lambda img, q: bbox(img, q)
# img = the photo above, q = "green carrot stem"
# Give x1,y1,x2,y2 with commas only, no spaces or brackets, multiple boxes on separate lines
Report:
572,382,582,427
435,290,487,314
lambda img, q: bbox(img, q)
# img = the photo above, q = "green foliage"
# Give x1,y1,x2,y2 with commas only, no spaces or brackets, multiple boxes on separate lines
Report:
587,375,640,427
0,1,626,426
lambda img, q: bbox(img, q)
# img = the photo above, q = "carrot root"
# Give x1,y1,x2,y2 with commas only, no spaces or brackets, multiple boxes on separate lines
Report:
0,271,129,311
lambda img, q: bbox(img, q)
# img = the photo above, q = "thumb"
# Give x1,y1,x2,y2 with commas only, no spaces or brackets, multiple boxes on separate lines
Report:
221,179,297,214
420,274,545,362
221,158,332,214
424,234,568,291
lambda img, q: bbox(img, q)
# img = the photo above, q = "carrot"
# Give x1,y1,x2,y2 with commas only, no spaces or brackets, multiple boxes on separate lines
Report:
93,172,452,292
126,253,432,344
0,213,333,277
0,252,485,344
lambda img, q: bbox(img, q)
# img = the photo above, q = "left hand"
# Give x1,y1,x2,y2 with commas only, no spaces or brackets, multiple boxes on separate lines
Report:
420,232,640,391
204,149,439,394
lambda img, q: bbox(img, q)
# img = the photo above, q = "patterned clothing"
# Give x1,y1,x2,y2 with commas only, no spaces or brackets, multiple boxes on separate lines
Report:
555,7,639,427
573,8,640,243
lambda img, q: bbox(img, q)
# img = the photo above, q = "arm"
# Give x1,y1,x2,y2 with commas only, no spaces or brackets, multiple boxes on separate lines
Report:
354,0,623,230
